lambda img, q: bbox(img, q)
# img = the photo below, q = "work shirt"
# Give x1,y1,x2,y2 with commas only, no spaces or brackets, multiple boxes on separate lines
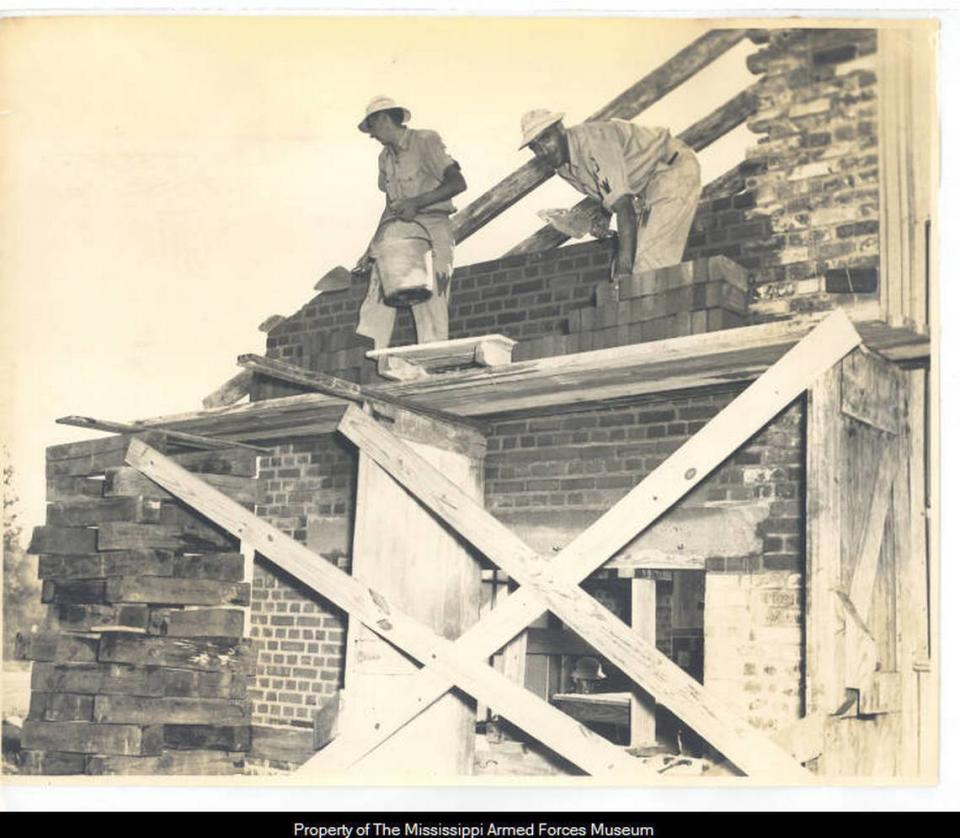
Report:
378,128,459,215
556,119,678,212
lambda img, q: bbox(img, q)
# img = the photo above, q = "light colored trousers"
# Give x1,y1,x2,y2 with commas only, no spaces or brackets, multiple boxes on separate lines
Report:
632,146,701,273
356,214,455,349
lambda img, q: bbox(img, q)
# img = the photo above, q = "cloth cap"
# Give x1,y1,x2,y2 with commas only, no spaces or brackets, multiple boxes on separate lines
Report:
359,96,412,133
519,108,565,150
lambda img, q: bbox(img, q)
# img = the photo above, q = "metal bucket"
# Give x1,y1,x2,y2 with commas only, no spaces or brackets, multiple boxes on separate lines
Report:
370,219,434,306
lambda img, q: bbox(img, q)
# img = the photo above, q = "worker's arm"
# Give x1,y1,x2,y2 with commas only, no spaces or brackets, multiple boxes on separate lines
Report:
391,164,467,222
611,195,638,279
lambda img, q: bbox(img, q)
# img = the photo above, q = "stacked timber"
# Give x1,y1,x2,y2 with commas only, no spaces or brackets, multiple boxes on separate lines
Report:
18,432,258,776
514,256,749,361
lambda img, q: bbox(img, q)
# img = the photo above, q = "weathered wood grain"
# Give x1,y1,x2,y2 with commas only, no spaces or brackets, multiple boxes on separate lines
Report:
15,632,100,663
29,525,98,555
202,369,255,410
28,692,95,722
85,749,245,775
19,750,87,775
45,496,159,527
55,603,150,632
30,662,165,697
39,550,176,580
21,721,164,756
98,633,255,674
104,577,250,606
162,724,252,752
97,520,236,552
104,466,256,505
148,607,245,638
92,695,251,725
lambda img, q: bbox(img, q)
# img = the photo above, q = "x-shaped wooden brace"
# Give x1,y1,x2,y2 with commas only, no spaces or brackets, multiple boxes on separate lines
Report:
128,310,859,780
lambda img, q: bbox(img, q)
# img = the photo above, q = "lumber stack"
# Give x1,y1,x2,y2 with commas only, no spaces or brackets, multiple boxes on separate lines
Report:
514,256,749,361
18,432,258,775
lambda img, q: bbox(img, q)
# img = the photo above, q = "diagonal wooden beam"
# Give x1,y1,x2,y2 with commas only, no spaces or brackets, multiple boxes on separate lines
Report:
124,439,646,778
507,82,761,256
338,405,810,780
847,442,899,620
303,309,861,774
450,29,747,244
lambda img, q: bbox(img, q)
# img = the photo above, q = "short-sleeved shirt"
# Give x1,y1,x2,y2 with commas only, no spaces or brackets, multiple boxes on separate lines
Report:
378,128,459,215
556,119,675,212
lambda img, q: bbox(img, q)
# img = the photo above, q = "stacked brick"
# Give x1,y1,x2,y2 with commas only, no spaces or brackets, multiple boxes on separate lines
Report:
514,255,749,361
18,432,257,775
742,28,880,317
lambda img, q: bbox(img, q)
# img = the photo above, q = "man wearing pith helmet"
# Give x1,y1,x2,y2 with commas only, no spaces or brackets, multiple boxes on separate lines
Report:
354,96,467,348
519,109,700,283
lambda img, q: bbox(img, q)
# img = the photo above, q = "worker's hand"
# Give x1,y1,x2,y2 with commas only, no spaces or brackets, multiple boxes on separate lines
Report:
390,197,421,222
352,252,373,275
590,211,613,240
615,254,633,277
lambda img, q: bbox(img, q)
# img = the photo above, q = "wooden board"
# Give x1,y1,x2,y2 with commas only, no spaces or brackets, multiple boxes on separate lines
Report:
366,334,517,381
92,695,251,725
630,578,657,747
55,603,150,633
125,440,645,778
148,607,245,638
29,525,98,555
104,467,257,505
45,432,169,477
19,750,87,775
98,633,255,674
552,692,631,726
28,692,95,722
841,348,902,435
86,749,245,775
104,577,250,606
125,310,927,442
21,721,164,756
306,310,861,775
162,724,251,752
46,496,157,527
15,632,99,663
249,724,316,764
46,476,106,502
97,521,236,552
39,550,175,580
342,415,485,777
337,407,811,781
202,370,254,410
30,662,165,697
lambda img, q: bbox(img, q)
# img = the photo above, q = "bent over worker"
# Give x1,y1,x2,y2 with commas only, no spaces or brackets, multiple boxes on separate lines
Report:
519,109,700,281
354,96,467,348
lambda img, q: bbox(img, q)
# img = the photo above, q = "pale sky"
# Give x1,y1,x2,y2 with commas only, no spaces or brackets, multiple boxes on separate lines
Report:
1,16,756,530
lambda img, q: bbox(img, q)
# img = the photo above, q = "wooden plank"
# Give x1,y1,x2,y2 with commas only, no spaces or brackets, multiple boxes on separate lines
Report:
46,432,167,462
860,671,902,716
15,632,99,663
707,713,828,776
28,693,95,722
39,550,175,580
160,667,248,700
169,553,245,582
30,662,165,697
55,603,150,633
93,695,251,725
806,365,846,725
86,749,245,775
167,447,258,476
366,334,517,375
307,310,862,774
46,476,106,501
338,407,812,780
21,721,164,756
509,83,761,255
104,466,256,505
148,607,245,638
630,577,658,748
125,440,645,778
450,29,746,245
46,496,158,526
123,310,926,441
56,415,270,454
250,724,316,764
552,693,630,726
841,348,902,434
202,369,254,410
104,577,250,606
162,724,252,752
97,521,236,552
98,633,254,675
847,443,898,619
238,353,483,430
42,578,107,605
343,421,483,776
29,525,98,555
19,751,87,775
836,591,879,695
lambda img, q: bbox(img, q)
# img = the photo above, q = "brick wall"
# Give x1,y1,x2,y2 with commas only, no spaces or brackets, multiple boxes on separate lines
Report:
248,436,355,728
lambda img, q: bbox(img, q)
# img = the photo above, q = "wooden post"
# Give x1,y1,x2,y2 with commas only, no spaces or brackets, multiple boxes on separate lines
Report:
629,578,657,748
341,408,486,776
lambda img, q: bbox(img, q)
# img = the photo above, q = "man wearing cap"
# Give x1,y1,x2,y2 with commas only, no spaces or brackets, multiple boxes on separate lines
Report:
519,109,700,282
354,96,467,348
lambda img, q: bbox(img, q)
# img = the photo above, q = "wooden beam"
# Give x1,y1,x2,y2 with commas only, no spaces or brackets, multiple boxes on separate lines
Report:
508,82,760,256
125,439,646,778
450,29,747,245
305,309,861,774
338,406,812,780
237,353,484,430
202,370,254,410
119,310,925,442
630,578,658,748
56,416,269,454
847,443,898,620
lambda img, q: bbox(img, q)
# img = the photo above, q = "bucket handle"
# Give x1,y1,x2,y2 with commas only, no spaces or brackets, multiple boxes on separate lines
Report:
373,216,433,245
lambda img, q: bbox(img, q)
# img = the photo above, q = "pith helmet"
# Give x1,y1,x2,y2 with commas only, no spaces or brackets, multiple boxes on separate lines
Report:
358,96,411,133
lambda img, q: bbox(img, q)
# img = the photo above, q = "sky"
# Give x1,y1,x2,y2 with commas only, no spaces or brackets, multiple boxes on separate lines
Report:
0,15,756,530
